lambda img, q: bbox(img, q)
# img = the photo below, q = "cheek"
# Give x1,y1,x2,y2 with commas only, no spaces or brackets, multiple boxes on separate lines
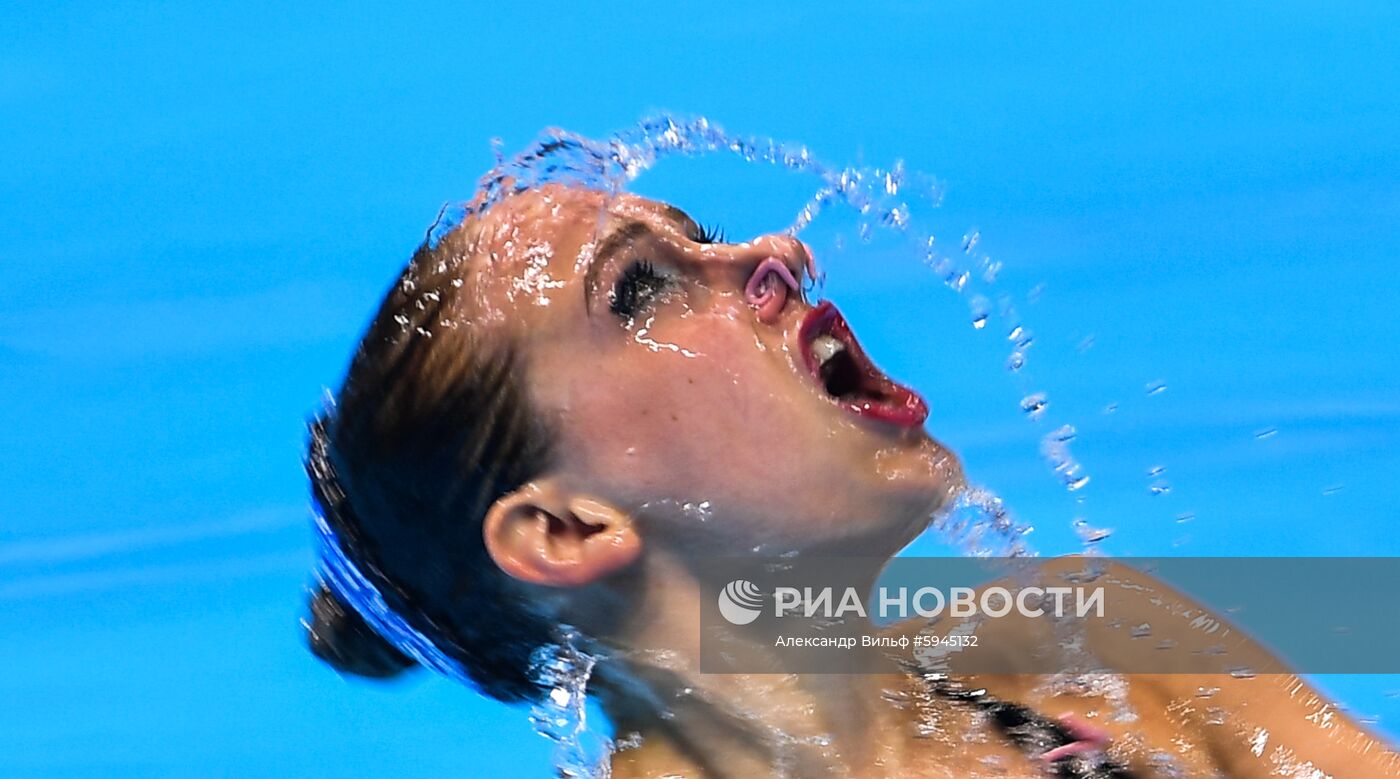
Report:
534,316,959,547
545,322,817,503
563,336,792,468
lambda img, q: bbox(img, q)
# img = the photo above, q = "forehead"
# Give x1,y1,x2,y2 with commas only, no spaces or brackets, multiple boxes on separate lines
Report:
454,187,691,319
471,187,691,248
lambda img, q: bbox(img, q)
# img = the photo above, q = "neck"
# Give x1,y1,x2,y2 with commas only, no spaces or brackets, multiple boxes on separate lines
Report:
588,550,906,779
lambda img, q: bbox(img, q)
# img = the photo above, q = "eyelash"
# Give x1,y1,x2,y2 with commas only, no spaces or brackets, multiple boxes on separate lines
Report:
694,221,726,244
610,260,670,319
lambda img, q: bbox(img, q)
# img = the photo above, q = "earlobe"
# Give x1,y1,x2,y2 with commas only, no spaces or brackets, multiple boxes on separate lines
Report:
482,480,641,587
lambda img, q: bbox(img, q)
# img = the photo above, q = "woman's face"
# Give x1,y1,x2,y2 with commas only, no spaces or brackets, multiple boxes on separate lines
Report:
458,185,963,555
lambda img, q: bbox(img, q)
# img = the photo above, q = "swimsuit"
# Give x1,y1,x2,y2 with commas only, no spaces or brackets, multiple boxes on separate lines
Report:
929,679,1140,778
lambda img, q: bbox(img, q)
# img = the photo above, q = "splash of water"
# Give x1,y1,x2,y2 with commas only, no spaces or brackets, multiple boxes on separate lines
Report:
528,628,612,779
933,486,1036,558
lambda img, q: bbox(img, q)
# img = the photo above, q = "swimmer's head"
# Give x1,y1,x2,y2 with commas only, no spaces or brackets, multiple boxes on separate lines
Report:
305,184,963,700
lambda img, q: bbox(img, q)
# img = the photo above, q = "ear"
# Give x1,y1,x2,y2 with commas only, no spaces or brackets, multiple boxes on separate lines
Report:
482,479,641,587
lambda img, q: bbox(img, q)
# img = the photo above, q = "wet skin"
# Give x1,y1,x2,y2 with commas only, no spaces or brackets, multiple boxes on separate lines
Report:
442,187,1396,777
456,185,962,557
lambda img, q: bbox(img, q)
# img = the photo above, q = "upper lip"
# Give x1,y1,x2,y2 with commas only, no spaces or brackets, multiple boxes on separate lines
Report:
795,301,929,428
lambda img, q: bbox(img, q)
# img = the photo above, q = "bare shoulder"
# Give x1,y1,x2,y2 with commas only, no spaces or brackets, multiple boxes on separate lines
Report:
889,557,1400,776
1021,558,1399,774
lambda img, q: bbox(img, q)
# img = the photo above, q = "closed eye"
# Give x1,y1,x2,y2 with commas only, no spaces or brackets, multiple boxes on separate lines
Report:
610,260,671,319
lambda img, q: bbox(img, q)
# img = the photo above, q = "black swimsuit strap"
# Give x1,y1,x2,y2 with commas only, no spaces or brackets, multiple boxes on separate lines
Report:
929,681,1140,779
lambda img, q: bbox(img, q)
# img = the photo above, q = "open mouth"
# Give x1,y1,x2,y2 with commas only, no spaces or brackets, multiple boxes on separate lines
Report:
797,301,929,428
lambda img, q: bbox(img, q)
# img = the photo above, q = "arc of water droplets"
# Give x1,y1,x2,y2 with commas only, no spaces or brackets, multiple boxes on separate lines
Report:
431,114,1038,389
431,116,1034,385
426,115,944,253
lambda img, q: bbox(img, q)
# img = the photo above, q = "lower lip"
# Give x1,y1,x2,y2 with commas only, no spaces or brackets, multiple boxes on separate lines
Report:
846,388,929,428
799,302,930,429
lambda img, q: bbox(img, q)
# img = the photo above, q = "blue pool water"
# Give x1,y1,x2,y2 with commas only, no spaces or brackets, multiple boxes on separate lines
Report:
2,2,1398,775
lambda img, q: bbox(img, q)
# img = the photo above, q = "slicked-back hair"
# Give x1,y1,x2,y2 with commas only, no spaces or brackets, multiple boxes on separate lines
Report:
304,228,557,703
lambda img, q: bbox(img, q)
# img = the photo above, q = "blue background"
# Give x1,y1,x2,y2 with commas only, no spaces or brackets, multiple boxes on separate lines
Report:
2,2,1397,776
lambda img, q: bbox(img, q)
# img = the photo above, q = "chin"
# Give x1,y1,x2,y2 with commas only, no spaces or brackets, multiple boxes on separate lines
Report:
870,436,964,543
783,452,957,558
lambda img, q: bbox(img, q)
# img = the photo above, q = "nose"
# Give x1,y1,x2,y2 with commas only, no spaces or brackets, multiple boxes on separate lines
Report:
734,234,811,324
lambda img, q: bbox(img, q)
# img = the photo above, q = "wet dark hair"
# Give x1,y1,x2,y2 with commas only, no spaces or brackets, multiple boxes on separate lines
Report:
304,225,557,703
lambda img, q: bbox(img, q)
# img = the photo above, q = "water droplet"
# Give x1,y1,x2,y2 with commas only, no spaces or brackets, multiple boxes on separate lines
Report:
1196,686,1221,699
1027,284,1045,304
1041,426,1093,493
680,500,714,522
1103,402,1118,414
1149,480,1172,496
1020,392,1048,420
961,231,980,254
1254,427,1278,440
883,170,900,196
1077,335,1096,353
1073,518,1112,544
1175,512,1195,524
1228,667,1256,680
1146,381,1168,396
1005,351,1025,372
1147,751,1185,776
1131,622,1152,638
969,295,990,329
1322,484,1345,496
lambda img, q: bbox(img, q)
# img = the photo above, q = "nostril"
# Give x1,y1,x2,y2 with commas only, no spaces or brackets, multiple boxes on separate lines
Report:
744,257,800,324
744,258,800,305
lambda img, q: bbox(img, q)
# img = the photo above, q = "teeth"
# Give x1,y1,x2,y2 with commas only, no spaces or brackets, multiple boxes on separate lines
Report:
811,334,846,366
